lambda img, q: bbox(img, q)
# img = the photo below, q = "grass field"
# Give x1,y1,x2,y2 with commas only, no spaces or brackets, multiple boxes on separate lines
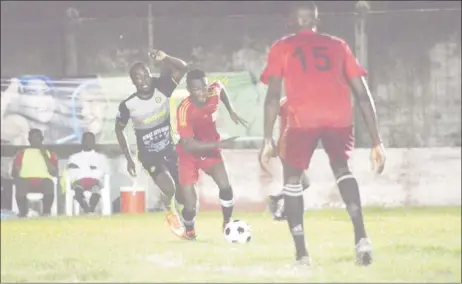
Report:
1,207,461,283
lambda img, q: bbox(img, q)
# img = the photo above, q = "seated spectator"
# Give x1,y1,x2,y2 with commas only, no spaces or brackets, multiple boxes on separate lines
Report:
11,129,58,217
67,132,109,214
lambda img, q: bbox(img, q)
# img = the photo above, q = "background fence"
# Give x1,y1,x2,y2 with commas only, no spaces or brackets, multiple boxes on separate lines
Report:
1,4,461,148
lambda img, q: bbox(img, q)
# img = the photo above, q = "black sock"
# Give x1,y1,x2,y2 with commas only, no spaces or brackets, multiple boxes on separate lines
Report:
337,175,367,244
89,193,101,213
219,188,234,223
181,208,196,230
42,192,54,215
15,194,29,217
283,183,307,259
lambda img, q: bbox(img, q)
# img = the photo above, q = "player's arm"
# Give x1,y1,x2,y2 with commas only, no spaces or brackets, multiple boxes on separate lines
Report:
114,102,134,162
212,81,248,127
149,50,189,87
261,42,285,141
177,101,229,154
39,150,58,177
343,43,382,146
11,150,24,179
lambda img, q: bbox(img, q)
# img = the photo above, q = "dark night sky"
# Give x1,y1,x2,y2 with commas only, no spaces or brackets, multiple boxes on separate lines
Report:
1,1,460,23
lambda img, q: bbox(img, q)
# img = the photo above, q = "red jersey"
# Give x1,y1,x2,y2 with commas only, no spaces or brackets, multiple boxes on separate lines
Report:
279,97,288,137
261,29,368,128
176,81,222,155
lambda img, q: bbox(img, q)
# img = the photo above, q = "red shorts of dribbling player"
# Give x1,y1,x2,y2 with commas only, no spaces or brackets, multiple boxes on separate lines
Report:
178,152,223,185
279,126,354,170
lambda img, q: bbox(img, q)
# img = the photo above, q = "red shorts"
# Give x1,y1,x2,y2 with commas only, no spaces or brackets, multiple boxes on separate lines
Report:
280,126,354,170
74,178,100,191
178,152,223,185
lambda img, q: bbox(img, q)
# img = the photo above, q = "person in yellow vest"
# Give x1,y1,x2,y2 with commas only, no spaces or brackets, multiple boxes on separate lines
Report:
11,128,58,217
67,132,110,214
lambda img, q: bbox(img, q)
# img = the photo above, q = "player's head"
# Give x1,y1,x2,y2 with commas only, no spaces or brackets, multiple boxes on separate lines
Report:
130,62,153,97
289,1,319,31
81,131,96,151
28,128,43,147
186,69,208,104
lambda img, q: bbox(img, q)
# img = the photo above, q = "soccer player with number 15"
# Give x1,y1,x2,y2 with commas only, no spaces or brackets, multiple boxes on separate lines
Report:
259,2,386,266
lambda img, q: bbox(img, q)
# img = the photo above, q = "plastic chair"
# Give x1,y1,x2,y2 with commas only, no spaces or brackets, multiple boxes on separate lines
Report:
65,174,112,216
11,177,58,216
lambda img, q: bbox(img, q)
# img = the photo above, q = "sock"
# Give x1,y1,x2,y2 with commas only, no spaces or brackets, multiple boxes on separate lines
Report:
89,193,101,213
219,188,234,223
337,174,367,244
42,192,54,215
181,208,196,231
73,189,90,213
283,183,308,259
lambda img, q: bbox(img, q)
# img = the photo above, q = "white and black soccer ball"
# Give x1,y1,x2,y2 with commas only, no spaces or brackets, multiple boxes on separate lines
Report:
223,220,252,244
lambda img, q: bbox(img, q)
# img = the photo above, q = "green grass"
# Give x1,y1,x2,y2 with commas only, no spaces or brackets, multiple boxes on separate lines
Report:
1,207,461,283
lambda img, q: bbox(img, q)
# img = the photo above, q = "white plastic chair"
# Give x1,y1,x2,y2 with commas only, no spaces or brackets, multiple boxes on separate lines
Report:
65,174,111,216
11,177,59,216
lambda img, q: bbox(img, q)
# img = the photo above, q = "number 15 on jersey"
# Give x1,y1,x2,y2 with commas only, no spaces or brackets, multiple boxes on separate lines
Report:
292,46,331,72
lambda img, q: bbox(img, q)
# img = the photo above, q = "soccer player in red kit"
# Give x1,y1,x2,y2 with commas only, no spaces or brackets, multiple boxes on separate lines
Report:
176,69,247,240
267,97,310,221
259,2,386,266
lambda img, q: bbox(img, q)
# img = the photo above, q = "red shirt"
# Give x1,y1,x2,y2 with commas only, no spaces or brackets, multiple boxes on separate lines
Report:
176,81,222,155
279,97,288,137
261,29,368,128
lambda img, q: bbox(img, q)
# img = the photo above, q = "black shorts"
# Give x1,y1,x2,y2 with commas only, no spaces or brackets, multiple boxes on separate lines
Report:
137,147,179,185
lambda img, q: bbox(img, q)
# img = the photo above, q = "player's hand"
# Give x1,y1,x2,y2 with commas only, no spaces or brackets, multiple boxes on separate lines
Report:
370,143,386,174
127,158,137,177
149,49,167,62
259,138,275,175
218,136,239,149
229,111,248,129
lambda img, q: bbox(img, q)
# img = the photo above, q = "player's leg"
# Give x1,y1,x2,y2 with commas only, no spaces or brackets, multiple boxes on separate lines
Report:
178,154,200,240
138,151,176,211
14,178,31,217
202,156,234,230
322,127,371,266
138,151,183,234
270,168,311,221
279,128,318,263
179,184,198,240
163,149,185,212
38,178,55,216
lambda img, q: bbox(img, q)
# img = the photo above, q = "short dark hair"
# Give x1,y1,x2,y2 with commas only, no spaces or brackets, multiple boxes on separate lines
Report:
28,128,42,137
82,131,95,139
289,1,318,14
186,69,206,84
130,62,148,77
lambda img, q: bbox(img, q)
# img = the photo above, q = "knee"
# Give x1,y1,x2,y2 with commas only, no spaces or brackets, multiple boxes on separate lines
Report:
330,160,354,182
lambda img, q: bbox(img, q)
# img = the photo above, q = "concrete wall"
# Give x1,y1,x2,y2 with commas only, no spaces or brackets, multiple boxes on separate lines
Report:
2,148,460,212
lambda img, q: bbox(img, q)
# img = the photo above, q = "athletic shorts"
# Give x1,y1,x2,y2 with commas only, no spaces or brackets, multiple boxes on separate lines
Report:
72,178,100,192
138,147,179,185
178,151,223,185
279,126,354,170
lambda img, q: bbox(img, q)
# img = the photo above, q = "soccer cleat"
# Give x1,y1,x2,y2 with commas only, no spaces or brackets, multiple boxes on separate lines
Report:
181,228,197,241
355,238,373,266
165,211,185,237
295,255,312,266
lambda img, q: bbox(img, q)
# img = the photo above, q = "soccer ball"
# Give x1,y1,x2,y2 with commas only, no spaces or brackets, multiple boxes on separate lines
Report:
223,220,252,244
